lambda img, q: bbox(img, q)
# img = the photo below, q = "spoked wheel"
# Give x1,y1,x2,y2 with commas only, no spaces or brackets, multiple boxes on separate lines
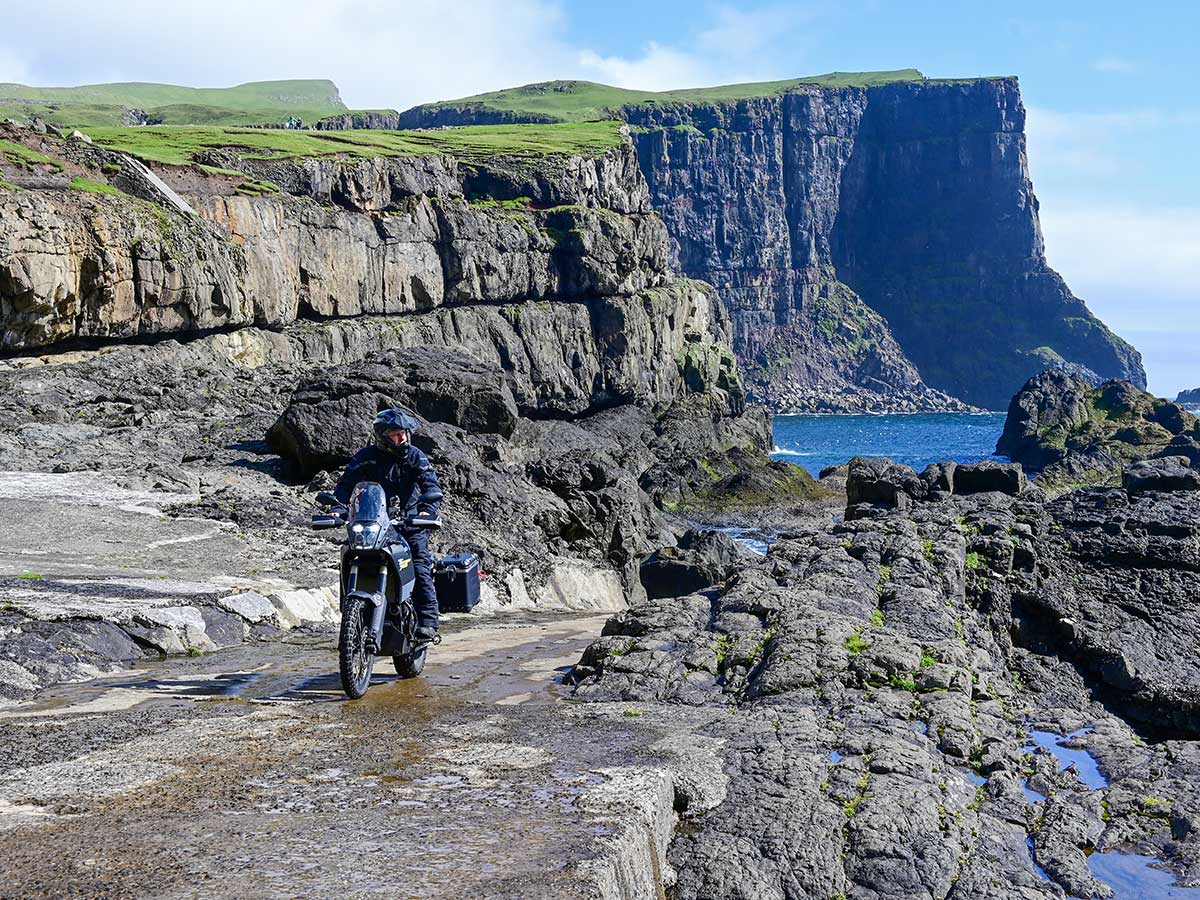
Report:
339,595,375,699
393,647,427,678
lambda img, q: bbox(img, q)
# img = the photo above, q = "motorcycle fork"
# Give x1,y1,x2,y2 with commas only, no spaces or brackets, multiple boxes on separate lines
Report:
366,562,389,653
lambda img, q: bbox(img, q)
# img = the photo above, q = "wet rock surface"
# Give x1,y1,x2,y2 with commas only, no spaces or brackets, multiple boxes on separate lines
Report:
0,616,728,900
573,454,1200,898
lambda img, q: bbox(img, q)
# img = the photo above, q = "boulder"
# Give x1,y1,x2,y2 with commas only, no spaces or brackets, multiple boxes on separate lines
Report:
995,369,1093,469
1123,457,1200,494
921,461,956,494
997,372,1197,491
268,347,519,476
953,460,1027,496
846,457,924,508
640,529,745,599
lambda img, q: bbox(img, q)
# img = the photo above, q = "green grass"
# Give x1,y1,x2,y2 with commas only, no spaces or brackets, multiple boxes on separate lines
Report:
16,572,44,580
845,629,870,658
0,78,349,129
415,69,1010,124
413,71,934,122
0,138,64,172
84,121,625,167
69,176,121,195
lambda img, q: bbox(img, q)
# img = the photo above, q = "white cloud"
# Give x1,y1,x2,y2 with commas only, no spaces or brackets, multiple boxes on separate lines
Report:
1040,202,1200,323
1039,200,1200,395
0,47,33,85
577,43,732,92
1025,106,1169,177
0,0,812,109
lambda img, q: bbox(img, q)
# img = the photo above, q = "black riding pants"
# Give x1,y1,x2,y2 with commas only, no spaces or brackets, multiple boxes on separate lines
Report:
406,529,438,629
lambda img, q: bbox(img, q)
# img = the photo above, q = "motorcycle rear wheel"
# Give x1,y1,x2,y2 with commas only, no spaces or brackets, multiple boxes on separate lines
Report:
339,595,374,699
393,648,426,678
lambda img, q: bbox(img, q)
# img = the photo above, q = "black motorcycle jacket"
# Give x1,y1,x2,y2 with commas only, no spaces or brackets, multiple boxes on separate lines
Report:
333,443,443,519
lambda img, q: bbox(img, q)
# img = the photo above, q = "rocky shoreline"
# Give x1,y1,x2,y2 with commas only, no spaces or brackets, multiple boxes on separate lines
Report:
573,447,1200,897
2,117,1199,900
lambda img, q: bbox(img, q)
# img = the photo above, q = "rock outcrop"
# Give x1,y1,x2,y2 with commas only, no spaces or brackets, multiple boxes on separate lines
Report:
315,110,402,130
402,78,1145,411
1179,387,1200,408
997,370,1200,490
0,124,799,667
573,456,1200,896
0,129,660,348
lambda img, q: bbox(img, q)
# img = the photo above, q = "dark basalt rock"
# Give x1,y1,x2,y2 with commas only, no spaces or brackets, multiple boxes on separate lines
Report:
639,528,745,599
953,460,1027,496
1123,456,1200,494
267,348,520,477
846,456,924,507
575,462,1200,897
998,371,1199,490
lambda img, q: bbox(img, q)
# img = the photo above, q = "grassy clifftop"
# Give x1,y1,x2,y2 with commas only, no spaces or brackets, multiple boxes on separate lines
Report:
0,79,350,128
404,70,932,122
72,121,625,166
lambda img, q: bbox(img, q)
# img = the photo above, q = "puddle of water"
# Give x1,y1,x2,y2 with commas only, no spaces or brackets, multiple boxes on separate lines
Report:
1024,728,1108,788
961,769,987,787
1088,850,1200,898
829,751,843,763
913,721,928,735
1026,836,1052,883
1022,780,1047,803
715,527,771,556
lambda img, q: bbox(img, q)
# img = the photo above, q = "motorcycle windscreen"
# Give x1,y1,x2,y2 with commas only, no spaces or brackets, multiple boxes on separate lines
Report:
347,482,390,549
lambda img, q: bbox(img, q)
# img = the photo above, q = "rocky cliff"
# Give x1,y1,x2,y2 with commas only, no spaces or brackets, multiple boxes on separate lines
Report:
1179,387,1200,408
0,123,803,649
402,76,1146,411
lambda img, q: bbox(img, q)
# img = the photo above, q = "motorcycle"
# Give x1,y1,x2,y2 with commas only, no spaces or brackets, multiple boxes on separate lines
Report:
312,482,441,699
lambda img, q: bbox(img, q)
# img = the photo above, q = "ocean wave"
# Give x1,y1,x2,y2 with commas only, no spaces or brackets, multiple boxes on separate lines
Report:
771,446,813,456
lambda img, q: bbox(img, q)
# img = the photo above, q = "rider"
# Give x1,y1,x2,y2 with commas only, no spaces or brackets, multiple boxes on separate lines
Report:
333,408,443,642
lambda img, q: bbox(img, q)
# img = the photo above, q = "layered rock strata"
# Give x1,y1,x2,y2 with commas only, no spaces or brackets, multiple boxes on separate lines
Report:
403,79,1145,411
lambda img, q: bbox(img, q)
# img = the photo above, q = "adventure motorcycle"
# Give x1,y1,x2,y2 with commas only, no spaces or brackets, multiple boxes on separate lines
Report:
312,482,441,699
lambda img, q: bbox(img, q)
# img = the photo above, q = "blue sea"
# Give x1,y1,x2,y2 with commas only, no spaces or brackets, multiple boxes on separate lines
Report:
771,412,1009,476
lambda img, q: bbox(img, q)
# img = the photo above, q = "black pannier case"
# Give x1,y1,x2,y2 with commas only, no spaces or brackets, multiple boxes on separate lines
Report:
435,552,481,612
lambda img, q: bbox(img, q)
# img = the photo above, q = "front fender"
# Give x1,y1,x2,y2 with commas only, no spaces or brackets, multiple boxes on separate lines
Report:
345,589,385,609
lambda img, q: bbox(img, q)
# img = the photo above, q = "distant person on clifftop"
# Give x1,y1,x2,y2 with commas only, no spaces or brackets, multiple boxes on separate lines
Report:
333,408,443,642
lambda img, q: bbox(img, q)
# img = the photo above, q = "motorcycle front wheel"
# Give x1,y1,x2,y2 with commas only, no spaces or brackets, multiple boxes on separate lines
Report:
339,595,374,699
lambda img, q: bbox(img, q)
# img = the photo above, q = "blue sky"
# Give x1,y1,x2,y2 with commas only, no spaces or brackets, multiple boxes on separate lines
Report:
2,1,1195,395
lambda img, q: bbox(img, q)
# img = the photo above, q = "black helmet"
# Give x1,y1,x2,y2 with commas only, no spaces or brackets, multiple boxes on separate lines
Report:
373,407,421,457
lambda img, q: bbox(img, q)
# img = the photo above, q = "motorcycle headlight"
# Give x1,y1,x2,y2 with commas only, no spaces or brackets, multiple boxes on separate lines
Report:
349,522,381,546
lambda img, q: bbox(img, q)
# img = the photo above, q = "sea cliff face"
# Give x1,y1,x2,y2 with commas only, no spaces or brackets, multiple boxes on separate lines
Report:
621,79,1143,411
0,126,790,626
403,78,1145,411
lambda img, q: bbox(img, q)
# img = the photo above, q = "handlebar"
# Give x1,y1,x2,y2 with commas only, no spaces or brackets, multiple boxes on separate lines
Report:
309,510,442,531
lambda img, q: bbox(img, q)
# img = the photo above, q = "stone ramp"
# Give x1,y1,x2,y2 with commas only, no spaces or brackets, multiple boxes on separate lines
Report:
0,616,726,900
119,153,196,215
0,471,339,701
